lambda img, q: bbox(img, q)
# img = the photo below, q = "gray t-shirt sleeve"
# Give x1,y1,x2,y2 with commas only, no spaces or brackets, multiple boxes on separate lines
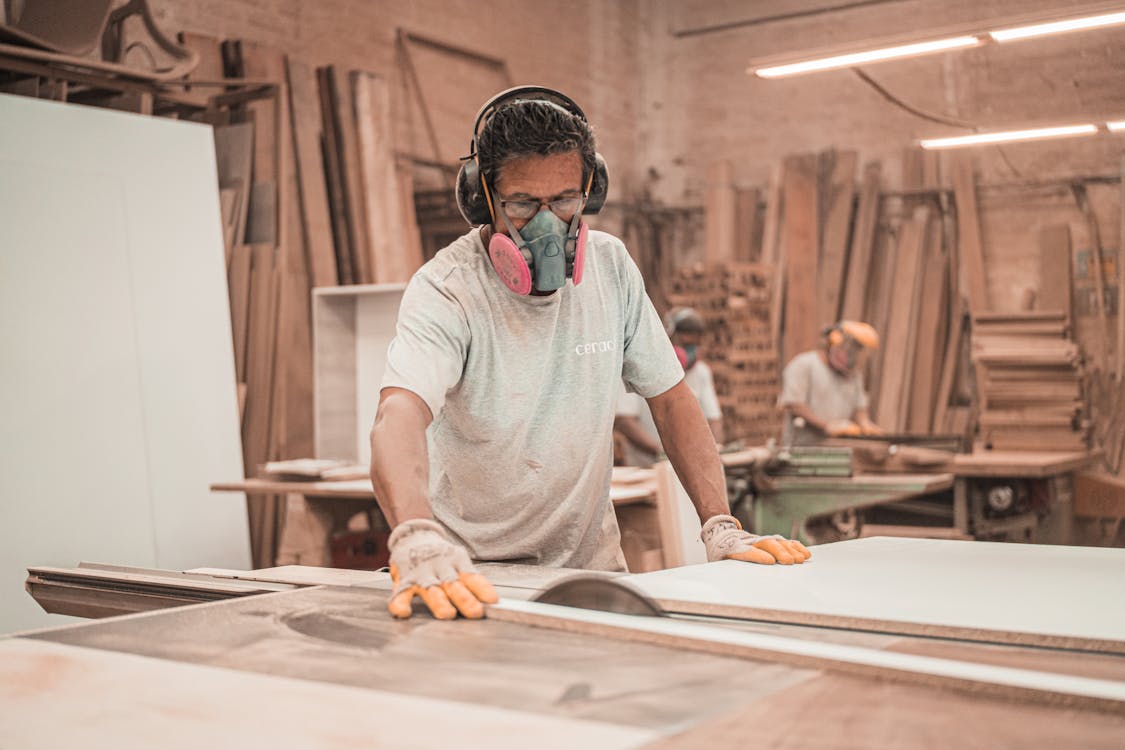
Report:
619,251,683,398
381,272,469,418
778,353,812,407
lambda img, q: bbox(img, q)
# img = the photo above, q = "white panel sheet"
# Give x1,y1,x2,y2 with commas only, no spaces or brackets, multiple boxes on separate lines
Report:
0,94,250,633
626,537,1125,648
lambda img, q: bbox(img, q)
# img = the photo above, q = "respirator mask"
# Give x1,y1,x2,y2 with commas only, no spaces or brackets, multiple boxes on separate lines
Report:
488,201,587,295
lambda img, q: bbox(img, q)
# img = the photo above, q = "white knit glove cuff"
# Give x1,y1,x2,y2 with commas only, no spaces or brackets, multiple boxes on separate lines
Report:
699,515,780,562
388,518,476,590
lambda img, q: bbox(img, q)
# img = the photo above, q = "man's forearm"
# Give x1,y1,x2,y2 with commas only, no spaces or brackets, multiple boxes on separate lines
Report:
649,381,729,522
370,389,433,528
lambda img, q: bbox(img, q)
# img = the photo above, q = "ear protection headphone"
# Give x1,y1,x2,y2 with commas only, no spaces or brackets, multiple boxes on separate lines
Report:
455,86,609,226
455,86,609,295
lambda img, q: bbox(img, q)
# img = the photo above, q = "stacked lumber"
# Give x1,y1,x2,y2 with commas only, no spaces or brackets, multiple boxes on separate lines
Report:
317,66,423,284
193,37,425,566
667,264,781,444
971,311,1089,451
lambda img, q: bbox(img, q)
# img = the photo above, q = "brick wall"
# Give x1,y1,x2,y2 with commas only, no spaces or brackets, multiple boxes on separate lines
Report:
148,0,645,197
148,0,1123,357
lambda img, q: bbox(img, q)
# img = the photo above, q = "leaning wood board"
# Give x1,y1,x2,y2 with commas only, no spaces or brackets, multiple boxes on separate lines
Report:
623,537,1125,654
490,599,1125,712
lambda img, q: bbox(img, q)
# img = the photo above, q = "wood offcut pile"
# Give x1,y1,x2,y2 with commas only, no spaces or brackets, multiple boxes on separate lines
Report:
972,311,1089,451
667,264,781,445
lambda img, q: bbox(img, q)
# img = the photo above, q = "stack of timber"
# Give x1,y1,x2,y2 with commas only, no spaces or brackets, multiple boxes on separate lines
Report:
667,264,781,444
972,311,1089,451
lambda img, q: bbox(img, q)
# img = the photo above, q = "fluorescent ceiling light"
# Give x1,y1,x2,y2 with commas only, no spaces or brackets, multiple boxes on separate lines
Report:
1107,120,1125,132
753,36,981,78
990,11,1125,42
919,124,1098,149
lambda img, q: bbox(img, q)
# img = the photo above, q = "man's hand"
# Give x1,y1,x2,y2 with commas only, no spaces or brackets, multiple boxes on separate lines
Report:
824,419,862,437
700,515,811,565
386,519,498,619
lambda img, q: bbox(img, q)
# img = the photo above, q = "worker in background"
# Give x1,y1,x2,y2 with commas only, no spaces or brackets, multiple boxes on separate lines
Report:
370,86,811,621
779,320,883,445
615,307,723,466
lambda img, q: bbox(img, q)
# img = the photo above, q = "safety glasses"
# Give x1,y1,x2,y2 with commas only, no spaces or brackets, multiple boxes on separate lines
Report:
498,194,584,221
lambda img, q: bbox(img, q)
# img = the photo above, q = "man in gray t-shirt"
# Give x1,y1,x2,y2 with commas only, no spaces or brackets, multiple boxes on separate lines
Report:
370,87,810,621
778,321,884,445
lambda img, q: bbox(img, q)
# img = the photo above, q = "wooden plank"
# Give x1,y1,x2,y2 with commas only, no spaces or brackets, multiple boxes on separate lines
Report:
397,165,424,275
285,57,338,289
780,153,819,362
734,186,761,262
1038,225,1073,326
952,449,1100,477
951,155,989,314
622,537,1125,654
1075,471,1125,519
760,163,783,266
327,66,373,284
839,161,881,321
817,149,856,328
352,71,421,283
227,245,253,384
874,206,929,429
1119,153,1125,382
704,160,736,265
212,122,254,255
490,599,1125,712
907,250,947,433
242,243,281,567
316,66,354,284
176,32,224,108
1072,182,1110,347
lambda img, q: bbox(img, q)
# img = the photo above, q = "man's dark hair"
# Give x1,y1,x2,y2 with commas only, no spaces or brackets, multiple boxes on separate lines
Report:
476,100,596,189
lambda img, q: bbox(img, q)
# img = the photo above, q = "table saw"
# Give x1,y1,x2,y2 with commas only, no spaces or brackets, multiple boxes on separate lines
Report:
8,537,1125,748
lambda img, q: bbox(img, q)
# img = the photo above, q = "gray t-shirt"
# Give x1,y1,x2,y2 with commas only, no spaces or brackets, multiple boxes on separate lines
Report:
381,228,683,570
778,350,869,446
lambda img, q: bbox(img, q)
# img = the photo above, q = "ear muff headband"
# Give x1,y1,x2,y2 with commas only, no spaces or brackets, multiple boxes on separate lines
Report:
455,85,609,226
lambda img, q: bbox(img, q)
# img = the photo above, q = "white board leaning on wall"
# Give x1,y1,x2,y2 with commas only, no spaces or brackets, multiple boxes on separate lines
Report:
0,93,251,634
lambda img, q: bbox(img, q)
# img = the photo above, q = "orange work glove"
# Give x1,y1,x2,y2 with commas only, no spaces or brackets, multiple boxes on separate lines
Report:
858,420,884,436
700,515,812,565
825,419,863,437
386,519,498,620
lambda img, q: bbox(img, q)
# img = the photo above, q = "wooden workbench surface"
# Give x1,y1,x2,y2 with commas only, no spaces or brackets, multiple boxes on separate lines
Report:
952,449,1101,477
8,579,1124,748
211,467,658,505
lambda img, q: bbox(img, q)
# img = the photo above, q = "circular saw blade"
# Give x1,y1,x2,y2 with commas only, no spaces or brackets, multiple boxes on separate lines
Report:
532,574,665,617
